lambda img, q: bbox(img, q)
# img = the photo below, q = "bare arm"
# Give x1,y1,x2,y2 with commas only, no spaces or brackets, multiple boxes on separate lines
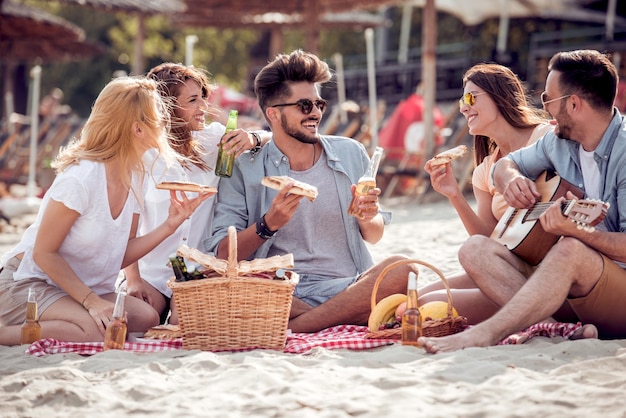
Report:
542,191,626,263
220,129,272,157
493,159,541,209
122,261,154,305
216,184,303,261
425,161,496,236
122,190,212,267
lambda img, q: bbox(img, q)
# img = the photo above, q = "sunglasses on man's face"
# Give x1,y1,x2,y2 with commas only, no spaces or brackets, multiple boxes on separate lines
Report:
271,98,328,115
458,91,486,109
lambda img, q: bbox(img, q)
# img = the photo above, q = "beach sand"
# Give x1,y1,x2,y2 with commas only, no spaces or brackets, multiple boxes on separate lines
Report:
1,197,626,417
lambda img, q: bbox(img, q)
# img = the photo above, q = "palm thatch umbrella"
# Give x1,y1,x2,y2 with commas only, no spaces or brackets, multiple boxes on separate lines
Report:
177,0,402,55
1,0,102,62
172,9,390,63
55,0,187,74
1,0,103,118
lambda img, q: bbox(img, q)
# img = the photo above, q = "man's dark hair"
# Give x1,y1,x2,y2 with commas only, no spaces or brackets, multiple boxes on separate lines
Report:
254,50,332,115
548,49,618,111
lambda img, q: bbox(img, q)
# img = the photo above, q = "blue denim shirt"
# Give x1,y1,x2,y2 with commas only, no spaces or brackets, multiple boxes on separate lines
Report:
507,109,626,233
204,135,390,274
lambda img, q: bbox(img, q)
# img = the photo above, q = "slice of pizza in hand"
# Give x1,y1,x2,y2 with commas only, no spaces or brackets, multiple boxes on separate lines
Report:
261,176,318,202
156,181,217,194
428,145,469,167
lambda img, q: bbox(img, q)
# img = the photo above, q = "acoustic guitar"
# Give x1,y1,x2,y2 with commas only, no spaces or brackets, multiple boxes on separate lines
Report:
490,171,609,265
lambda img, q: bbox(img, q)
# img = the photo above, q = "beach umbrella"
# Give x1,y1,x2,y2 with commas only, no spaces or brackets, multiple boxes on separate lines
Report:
55,0,187,74
172,9,390,59
0,0,102,63
176,0,403,55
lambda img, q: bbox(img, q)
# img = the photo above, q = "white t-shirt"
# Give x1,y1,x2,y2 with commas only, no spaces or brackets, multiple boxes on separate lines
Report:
138,122,225,296
1,160,141,295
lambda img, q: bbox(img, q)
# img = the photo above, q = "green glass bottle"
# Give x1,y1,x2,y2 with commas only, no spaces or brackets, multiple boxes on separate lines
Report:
215,110,238,177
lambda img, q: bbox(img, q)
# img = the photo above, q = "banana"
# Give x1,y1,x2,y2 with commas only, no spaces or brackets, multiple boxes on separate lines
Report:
368,293,407,331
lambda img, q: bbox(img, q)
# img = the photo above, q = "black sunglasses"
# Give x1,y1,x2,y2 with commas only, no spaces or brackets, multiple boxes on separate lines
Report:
271,98,328,114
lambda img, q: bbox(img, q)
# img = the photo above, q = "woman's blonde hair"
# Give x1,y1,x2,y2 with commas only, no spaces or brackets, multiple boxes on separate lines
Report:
52,76,177,194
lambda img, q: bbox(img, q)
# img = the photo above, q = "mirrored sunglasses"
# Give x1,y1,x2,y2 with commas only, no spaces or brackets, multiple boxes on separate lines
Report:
458,92,486,109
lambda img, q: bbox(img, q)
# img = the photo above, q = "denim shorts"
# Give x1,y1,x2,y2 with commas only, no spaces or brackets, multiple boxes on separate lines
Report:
293,273,359,307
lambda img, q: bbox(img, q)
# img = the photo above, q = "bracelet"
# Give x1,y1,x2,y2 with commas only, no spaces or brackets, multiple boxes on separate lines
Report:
81,290,94,309
256,214,277,240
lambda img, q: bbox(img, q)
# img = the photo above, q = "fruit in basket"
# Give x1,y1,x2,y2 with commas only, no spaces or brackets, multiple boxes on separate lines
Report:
368,293,407,331
419,301,459,321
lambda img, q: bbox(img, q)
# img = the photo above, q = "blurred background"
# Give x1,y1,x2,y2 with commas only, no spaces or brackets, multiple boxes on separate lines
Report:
1,0,625,203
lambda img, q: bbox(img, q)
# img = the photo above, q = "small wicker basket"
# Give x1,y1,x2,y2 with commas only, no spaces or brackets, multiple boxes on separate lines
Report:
366,258,468,339
168,226,298,351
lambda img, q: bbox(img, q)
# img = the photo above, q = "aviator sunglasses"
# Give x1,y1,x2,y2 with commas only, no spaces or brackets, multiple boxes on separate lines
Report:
540,92,572,106
458,91,486,109
271,98,328,114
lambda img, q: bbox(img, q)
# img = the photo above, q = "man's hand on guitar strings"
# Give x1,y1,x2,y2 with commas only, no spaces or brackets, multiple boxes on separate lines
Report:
503,176,541,209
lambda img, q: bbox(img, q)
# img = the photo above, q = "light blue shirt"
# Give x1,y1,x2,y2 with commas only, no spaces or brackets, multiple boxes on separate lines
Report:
204,135,390,275
506,109,626,233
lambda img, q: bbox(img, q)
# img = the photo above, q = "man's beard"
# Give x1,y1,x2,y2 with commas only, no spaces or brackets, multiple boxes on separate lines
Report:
280,113,319,145
553,102,573,140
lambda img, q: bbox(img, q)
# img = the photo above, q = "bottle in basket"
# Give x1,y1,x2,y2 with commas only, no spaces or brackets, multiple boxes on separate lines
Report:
103,291,127,351
348,147,384,219
20,287,42,345
215,110,238,178
170,253,189,282
401,272,422,346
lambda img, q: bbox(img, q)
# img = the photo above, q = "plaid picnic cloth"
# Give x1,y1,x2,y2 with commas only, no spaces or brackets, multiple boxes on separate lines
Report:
26,338,183,357
25,322,582,357
499,321,582,345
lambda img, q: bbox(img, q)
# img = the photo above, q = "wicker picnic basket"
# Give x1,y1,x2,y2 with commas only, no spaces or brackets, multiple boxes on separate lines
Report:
168,226,298,351
366,258,468,339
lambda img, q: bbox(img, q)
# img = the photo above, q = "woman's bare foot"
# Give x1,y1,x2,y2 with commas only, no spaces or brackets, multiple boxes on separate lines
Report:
571,323,598,340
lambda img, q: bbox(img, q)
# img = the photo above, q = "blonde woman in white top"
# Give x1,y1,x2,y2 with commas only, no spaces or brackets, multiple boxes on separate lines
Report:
0,77,210,345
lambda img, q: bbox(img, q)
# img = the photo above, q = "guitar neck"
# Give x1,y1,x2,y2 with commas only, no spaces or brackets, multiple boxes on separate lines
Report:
523,200,575,222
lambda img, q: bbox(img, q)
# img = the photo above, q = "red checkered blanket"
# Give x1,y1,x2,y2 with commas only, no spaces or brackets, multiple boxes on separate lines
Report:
25,322,582,357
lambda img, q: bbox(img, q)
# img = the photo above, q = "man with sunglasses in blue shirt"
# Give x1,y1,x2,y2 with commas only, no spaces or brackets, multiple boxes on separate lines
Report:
420,49,626,353
205,49,414,333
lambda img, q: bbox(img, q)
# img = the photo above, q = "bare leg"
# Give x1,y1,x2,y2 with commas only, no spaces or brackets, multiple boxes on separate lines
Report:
419,237,603,353
288,256,415,332
420,288,499,325
128,279,168,323
289,298,314,319
0,292,160,345
419,269,500,324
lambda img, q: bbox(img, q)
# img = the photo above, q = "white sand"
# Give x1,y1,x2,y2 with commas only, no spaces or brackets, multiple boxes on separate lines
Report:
1,197,626,417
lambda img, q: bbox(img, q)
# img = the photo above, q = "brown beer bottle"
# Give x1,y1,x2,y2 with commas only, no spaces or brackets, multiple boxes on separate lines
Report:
215,110,238,177
20,287,42,344
401,272,422,346
103,291,127,351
